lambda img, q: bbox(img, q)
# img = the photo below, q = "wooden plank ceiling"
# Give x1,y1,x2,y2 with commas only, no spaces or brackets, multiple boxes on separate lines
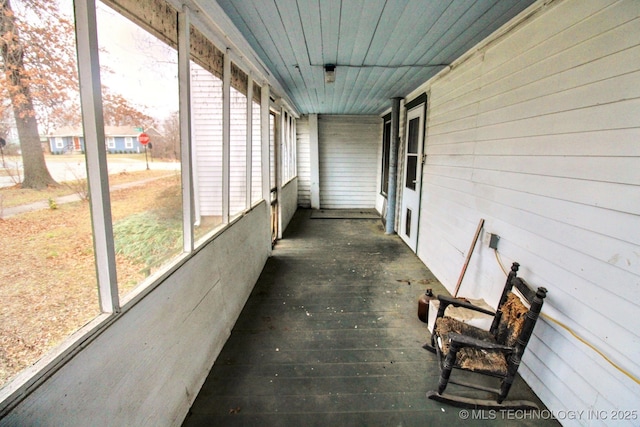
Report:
207,0,535,115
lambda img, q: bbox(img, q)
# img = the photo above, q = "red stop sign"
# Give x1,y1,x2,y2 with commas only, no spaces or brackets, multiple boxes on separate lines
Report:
138,132,150,145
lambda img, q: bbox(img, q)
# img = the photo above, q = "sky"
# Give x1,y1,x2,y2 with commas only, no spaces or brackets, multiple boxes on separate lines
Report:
2,1,178,142
95,2,180,121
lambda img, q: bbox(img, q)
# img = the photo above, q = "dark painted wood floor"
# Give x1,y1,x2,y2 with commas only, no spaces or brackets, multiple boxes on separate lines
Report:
182,209,558,426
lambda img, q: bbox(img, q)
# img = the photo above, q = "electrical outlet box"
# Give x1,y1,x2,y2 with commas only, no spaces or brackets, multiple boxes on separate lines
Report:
489,233,500,250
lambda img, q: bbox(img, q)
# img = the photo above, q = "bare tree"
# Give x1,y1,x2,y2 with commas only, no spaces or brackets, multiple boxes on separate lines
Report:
1,0,165,188
0,0,58,189
157,112,180,161
102,90,155,128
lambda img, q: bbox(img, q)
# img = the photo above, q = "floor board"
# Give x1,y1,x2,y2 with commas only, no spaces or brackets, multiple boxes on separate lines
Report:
182,209,558,426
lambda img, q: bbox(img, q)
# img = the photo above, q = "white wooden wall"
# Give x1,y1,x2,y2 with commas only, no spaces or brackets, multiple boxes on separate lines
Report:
280,178,299,233
411,0,640,422
251,101,262,204
296,116,311,208
191,65,257,218
2,206,271,426
191,65,223,217
318,115,381,209
229,87,248,216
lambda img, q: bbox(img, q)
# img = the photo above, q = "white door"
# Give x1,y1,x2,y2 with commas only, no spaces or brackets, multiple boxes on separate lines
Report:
399,105,425,252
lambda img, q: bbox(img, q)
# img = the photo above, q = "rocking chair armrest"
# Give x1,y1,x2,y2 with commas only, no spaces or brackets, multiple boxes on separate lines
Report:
436,295,495,317
447,332,514,354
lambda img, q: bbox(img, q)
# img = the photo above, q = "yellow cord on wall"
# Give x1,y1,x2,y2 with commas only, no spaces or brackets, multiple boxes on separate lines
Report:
493,250,640,386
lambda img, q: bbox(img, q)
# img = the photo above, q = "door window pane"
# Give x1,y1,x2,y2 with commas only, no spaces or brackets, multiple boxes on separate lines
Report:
406,155,417,190
407,117,420,154
405,116,420,190
405,208,412,237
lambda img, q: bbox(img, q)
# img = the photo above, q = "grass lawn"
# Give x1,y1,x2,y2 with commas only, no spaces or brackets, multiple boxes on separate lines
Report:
0,173,182,387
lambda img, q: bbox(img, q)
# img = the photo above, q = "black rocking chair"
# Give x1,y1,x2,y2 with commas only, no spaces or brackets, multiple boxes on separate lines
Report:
425,262,547,409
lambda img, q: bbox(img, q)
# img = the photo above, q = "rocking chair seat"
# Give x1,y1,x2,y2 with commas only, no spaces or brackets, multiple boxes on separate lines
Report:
435,316,509,376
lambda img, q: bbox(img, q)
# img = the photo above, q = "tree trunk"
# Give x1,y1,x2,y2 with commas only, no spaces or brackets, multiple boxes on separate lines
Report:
0,0,57,189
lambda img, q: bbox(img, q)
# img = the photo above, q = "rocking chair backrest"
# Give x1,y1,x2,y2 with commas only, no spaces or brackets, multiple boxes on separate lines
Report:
490,262,548,357
489,262,520,336
495,292,529,347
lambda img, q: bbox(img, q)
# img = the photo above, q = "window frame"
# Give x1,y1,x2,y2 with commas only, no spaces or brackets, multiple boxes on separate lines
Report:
0,0,295,413
280,110,297,186
380,113,392,197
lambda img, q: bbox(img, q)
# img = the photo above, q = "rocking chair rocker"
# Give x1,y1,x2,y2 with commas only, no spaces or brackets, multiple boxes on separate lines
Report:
425,262,547,410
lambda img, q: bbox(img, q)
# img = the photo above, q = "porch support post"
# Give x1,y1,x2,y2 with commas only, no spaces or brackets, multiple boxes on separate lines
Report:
309,113,320,209
74,0,119,312
261,86,270,203
178,5,194,252
277,109,285,239
260,85,272,254
246,74,253,210
222,49,231,223
385,97,402,235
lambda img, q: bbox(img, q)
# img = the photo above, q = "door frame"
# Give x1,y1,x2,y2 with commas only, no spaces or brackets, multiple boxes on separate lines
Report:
399,94,427,252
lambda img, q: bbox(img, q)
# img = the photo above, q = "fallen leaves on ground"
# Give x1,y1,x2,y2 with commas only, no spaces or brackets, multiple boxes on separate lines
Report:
0,175,181,386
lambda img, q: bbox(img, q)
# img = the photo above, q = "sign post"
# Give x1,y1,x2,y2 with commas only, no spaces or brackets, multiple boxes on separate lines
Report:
138,132,150,170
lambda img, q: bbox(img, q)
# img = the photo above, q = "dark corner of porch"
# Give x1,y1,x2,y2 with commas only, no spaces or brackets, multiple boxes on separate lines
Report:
182,209,557,426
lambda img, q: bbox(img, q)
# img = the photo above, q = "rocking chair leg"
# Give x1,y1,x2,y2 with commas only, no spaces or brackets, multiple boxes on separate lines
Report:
438,342,461,394
498,356,520,403
422,342,437,353
422,332,438,354
498,378,514,404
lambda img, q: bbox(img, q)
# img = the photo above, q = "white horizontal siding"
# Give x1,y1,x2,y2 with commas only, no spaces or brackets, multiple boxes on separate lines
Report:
192,65,257,218
416,0,640,422
229,87,247,216
251,101,262,204
280,178,298,234
318,115,381,209
296,116,311,208
191,65,223,217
